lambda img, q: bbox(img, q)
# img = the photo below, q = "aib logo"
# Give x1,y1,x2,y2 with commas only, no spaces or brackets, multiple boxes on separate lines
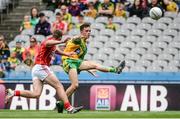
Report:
96,88,110,110
0,84,5,109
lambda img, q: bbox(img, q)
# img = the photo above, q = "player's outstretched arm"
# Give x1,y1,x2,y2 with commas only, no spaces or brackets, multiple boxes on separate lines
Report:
45,40,64,47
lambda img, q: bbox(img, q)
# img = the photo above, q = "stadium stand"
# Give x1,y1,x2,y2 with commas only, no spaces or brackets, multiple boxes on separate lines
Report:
0,0,45,42
0,0,17,23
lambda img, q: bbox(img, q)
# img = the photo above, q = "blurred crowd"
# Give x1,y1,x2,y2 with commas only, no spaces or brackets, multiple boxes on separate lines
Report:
0,33,63,77
43,0,179,18
0,0,180,77
19,0,180,36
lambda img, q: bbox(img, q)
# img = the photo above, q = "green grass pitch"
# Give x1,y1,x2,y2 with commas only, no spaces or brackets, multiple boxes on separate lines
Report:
0,110,180,119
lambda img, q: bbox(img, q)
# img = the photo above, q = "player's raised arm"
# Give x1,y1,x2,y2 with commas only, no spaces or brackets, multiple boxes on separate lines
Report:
45,39,64,47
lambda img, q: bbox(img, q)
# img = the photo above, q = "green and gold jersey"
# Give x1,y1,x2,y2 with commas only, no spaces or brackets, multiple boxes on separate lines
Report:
62,36,87,60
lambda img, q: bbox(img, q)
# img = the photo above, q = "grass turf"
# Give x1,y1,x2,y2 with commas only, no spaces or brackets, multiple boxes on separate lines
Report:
0,110,180,118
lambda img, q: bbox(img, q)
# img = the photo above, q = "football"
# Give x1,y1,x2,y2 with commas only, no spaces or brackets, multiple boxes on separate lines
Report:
149,7,163,20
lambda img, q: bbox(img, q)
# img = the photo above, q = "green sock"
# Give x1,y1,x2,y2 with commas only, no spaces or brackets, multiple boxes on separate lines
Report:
108,67,116,73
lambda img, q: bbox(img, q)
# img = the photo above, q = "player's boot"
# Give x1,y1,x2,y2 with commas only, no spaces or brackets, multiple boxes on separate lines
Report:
56,101,64,113
5,89,14,104
116,60,126,74
67,106,83,114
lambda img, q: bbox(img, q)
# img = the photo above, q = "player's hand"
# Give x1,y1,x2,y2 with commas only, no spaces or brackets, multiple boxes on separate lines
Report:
66,52,76,57
88,70,98,77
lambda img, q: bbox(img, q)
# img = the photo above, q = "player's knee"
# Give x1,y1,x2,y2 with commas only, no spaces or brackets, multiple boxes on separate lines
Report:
54,84,62,90
93,64,99,69
72,83,79,90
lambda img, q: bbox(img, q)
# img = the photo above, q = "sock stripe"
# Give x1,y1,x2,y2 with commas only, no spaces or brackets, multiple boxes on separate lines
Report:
14,90,20,96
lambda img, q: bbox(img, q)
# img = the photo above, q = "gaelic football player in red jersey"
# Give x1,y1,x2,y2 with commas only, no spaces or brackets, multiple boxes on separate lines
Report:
6,30,83,113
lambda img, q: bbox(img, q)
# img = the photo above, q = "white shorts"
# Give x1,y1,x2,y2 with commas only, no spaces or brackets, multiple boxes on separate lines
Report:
32,64,54,81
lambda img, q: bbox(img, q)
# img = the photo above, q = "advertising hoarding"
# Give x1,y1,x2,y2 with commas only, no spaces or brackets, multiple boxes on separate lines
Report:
1,83,180,111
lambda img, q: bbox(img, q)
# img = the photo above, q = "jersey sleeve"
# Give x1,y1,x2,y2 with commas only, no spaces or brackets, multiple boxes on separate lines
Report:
41,40,47,47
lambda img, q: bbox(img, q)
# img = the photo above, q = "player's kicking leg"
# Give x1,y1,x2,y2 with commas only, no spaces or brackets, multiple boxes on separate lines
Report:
57,60,125,111
65,60,126,97
79,60,126,74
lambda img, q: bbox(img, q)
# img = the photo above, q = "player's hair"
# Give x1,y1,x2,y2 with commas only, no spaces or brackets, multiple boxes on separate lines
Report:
80,23,90,31
53,30,63,39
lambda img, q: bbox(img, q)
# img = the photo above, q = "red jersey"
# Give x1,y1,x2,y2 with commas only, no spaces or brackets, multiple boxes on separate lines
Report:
35,36,56,66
